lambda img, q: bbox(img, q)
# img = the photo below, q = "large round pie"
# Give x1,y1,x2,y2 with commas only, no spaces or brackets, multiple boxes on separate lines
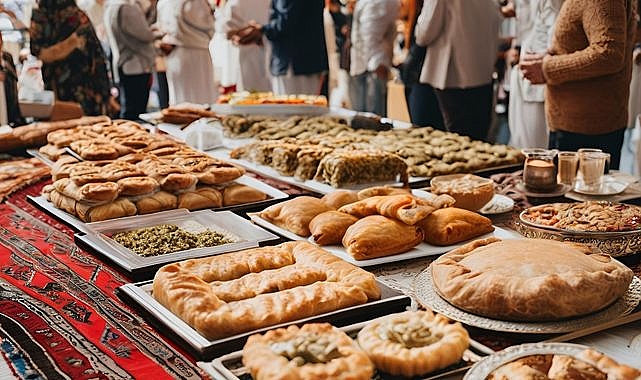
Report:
431,238,634,321
242,323,374,380
357,310,469,377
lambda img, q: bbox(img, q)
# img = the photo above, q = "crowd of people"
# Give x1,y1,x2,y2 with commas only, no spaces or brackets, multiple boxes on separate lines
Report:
0,0,639,170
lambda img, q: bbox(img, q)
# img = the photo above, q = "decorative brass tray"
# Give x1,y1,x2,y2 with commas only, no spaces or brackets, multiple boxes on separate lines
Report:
516,207,641,257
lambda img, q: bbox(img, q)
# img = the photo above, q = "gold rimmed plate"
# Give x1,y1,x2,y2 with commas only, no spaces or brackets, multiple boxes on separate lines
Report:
413,267,641,334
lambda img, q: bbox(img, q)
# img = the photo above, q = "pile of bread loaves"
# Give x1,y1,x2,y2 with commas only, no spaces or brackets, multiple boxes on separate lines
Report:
39,119,266,222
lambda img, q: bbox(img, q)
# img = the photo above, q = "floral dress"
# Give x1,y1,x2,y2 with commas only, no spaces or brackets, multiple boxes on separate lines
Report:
30,0,111,116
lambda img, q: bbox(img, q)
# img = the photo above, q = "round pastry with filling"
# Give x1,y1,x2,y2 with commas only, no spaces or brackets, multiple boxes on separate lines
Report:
432,238,634,321
242,323,374,380
357,310,469,377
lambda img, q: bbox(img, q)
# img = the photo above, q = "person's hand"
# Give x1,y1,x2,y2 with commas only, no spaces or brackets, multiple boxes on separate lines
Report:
159,42,175,55
520,52,546,84
72,32,87,50
634,49,641,65
500,0,516,17
235,24,263,45
374,64,389,81
506,47,520,67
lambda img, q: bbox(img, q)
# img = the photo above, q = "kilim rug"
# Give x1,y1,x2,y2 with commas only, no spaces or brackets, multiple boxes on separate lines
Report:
0,181,209,379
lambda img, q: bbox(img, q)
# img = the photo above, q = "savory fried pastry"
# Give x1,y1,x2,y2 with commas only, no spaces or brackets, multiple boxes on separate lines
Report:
53,177,119,203
418,207,494,246
356,185,411,199
309,211,359,246
177,187,223,210
342,215,423,260
338,194,449,225
320,189,359,210
73,196,137,222
135,191,178,214
152,241,380,340
222,184,267,206
431,238,634,321
243,323,374,380
116,176,159,196
357,310,469,377
259,196,332,237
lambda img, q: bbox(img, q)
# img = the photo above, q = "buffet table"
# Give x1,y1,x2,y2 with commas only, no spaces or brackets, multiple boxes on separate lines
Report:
1,108,640,379
0,170,640,379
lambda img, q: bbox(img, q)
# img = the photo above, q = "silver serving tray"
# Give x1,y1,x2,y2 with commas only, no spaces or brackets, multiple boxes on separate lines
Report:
75,209,279,280
199,319,494,380
117,279,412,360
27,175,289,234
517,206,641,257
414,267,641,334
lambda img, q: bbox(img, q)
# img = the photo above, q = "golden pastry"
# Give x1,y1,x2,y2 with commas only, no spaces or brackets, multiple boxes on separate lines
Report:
320,189,359,210
432,238,634,321
309,211,359,246
242,323,374,380
152,241,380,340
417,207,494,246
259,196,332,237
342,215,423,260
357,310,469,377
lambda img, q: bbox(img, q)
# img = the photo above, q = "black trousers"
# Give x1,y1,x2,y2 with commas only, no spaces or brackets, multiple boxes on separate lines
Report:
408,82,444,130
548,128,626,170
434,83,494,141
119,69,151,120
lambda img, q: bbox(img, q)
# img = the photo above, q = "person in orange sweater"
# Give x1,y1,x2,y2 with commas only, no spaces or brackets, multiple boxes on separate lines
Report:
520,0,636,169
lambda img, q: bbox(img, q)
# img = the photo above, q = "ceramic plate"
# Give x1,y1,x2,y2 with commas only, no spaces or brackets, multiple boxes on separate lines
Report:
463,343,590,379
574,179,628,196
413,268,641,334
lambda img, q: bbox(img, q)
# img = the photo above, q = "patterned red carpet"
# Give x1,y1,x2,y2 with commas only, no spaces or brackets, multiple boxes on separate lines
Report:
0,181,207,379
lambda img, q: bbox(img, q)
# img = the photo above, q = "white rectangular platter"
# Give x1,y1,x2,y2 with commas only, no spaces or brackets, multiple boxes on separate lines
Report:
28,175,289,234
248,212,520,267
76,209,278,280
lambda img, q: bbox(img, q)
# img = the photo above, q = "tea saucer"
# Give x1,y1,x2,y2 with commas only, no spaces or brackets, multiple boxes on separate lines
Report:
573,179,628,196
516,182,572,197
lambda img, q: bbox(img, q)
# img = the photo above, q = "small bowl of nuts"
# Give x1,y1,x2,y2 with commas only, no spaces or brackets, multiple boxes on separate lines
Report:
430,174,495,211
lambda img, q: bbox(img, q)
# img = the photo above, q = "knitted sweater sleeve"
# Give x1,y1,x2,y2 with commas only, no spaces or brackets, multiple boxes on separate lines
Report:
542,0,628,85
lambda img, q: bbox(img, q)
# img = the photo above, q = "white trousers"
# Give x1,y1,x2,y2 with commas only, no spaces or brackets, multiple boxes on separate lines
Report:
508,66,548,149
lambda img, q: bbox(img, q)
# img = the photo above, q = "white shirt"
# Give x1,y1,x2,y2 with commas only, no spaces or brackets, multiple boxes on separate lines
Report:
350,0,400,76
415,0,501,89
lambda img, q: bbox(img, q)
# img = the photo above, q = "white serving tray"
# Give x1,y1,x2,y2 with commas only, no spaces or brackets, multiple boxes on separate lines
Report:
247,213,520,267
117,279,411,360
76,209,278,280
28,175,289,234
